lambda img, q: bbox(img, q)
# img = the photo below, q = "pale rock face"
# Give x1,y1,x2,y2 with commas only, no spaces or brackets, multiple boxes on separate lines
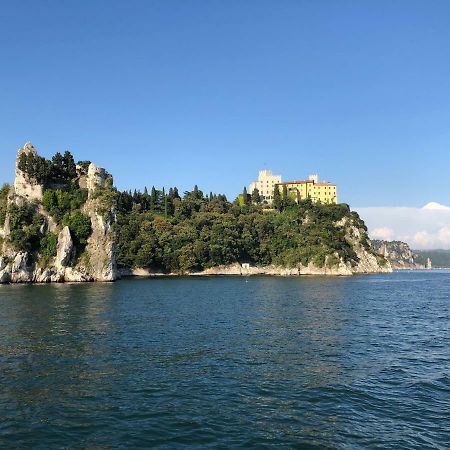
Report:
2,215,10,238
84,208,118,281
55,226,73,269
37,205,58,233
0,257,10,283
87,163,107,198
82,165,119,281
12,143,44,204
34,267,64,283
64,267,94,282
371,240,420,269
10,252,33,283
338,218,392,274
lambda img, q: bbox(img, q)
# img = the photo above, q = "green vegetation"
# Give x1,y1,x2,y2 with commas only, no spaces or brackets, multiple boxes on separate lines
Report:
7,203,43,252
18,150,77,185
91,179,116,220
40,232,58,257
116,187,367,273
273,184,282,210
42,185,88,222
0,183,9,227
251,188,261,204
62,211,92,248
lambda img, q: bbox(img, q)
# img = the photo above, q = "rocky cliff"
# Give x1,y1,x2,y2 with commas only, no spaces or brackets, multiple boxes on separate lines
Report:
371,240,423,269
0,143,119,283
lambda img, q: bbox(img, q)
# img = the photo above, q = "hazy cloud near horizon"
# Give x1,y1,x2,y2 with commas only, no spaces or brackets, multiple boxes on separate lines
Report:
355,202,450,250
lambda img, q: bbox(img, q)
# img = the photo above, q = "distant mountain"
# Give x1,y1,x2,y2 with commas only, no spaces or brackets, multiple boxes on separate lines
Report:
414,250,450,268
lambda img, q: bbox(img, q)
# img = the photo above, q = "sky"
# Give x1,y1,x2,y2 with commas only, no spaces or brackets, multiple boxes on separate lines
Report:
1,1,449,247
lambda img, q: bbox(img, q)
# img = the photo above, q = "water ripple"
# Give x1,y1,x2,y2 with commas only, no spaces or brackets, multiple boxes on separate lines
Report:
0,272,449,448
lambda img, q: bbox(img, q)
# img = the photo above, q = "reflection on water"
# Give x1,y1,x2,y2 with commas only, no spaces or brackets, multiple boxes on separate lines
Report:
1,272,450,449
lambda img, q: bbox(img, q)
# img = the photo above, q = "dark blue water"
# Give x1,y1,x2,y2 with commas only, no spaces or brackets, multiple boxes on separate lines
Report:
1,271,449,449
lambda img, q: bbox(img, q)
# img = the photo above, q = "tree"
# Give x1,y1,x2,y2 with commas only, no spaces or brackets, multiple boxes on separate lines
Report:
18,152,51,183
193,185,202,200
62,151,77,180
63,211,92,247
150,186,158,210
172,187,181,200
273,185,282,210
242,187,249,205
51,152,64,180
282,185,288,205
251,188,261,204
163,187,168,218
142,187,150,211
0,183,10,227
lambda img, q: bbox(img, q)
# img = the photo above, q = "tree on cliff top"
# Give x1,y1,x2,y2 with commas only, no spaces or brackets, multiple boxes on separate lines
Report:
18,150,78,185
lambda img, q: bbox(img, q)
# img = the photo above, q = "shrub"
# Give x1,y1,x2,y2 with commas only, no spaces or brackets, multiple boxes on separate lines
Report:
62,211,92,247
7,203,43,252
0,183,9,227
40,232,58,257
43,186,88,222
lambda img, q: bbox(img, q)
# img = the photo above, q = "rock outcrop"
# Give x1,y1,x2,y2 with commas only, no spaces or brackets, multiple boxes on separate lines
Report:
55,226,74,269
11,143,44,204
337,218,392,274
0,143,119,284
372,240,423,269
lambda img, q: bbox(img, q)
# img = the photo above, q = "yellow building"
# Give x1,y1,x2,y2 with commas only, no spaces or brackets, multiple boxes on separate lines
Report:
278,174,337,204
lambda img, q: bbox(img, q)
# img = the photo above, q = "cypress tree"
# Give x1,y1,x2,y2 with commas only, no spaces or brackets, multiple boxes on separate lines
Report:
282,185,288,205
62,151,76,180
242,187,249,205
273,184,282,210
163,188,167,217
151,186,157,210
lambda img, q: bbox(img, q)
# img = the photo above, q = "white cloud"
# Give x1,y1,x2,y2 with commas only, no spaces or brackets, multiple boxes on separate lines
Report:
423,202,450,211
355,203,450,250
371,227,394,240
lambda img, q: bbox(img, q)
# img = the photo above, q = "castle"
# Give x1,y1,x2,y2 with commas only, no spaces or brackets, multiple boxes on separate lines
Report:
249,170,337,205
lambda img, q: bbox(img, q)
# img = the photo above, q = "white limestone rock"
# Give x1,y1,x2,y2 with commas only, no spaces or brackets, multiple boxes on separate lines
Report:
11,143,44,204
87,163,107,198
64,267,94,282
10,252,33,283
371,240,421,269
338,218,392,274
55,226,73,269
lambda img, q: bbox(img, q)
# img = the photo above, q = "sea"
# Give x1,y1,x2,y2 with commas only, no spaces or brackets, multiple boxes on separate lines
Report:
1,271,449,449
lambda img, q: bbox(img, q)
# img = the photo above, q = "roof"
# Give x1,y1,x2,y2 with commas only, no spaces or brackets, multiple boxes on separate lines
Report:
279,180,312,185
279,180,336,186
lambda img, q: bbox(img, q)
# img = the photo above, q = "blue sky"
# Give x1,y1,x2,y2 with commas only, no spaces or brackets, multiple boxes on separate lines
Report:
1,0,449,212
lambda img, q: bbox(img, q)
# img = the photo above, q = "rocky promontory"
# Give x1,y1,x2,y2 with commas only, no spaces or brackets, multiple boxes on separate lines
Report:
0,143,118,283
1,143,391,284
371,240,424,269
